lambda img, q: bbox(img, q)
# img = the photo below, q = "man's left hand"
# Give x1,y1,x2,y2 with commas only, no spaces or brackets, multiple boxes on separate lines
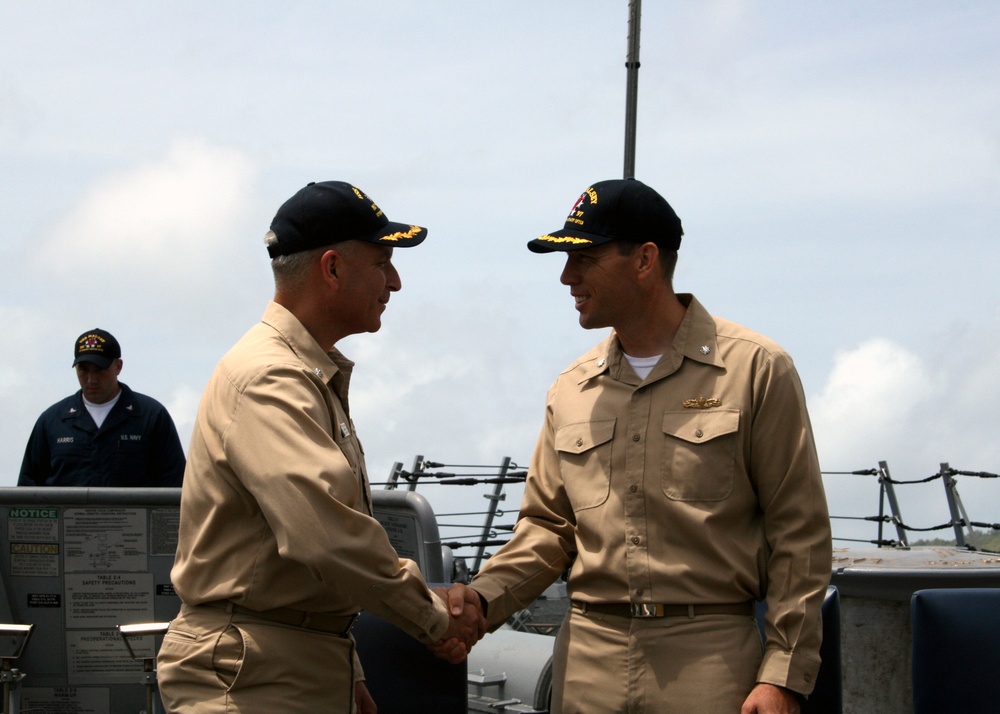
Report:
355,681,377,714
741,683,800,714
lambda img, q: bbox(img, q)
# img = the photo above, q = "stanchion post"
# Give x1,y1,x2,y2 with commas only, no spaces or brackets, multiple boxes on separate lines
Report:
0,623,33,714
118,622,171,714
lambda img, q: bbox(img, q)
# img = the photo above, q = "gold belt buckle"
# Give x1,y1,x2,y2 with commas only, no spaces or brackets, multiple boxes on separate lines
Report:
630,603,664,618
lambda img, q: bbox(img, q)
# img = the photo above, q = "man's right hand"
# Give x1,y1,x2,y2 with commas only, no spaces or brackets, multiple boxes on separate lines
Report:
429,583,488,663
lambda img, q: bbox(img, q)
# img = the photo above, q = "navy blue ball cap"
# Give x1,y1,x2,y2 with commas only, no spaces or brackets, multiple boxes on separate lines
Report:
73,329,121,369
267,181,427,258
528,178,683,253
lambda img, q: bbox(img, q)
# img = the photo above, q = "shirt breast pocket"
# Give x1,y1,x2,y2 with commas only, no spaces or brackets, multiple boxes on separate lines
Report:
50,439,89,470
555,418,615,512
661,409,740,501
51,439,87,458
113,437,149,470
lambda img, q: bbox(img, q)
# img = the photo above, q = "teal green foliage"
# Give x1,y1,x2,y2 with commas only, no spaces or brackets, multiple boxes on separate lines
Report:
911,528,1000,552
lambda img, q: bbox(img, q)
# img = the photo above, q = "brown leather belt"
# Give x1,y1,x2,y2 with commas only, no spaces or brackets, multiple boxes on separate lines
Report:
573,600,754,619
203,601,359,636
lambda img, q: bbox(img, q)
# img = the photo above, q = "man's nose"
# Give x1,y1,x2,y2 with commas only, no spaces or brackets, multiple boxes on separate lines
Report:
560,261,577,285
387,264,401,292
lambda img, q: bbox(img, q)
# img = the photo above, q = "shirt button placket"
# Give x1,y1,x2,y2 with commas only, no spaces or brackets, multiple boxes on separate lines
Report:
624,383,652,597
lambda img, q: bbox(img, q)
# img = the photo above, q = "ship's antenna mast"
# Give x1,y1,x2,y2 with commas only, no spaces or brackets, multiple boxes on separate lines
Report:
623,0,642,179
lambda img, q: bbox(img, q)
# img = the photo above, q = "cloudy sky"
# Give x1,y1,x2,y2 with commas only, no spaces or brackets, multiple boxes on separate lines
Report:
2,1,998,548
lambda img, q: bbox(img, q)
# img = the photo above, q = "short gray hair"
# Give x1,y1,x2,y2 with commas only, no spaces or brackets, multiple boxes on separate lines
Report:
265,231,326,292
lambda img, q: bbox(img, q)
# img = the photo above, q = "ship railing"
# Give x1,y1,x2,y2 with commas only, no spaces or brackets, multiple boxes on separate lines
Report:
377,455,1000,565
373,455,526,580
826,461,999,552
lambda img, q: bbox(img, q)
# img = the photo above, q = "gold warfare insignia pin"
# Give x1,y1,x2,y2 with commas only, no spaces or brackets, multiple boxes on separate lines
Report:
681,396,722,409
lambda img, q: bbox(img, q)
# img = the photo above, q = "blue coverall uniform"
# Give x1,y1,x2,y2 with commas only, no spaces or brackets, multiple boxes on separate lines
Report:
18,382,185,487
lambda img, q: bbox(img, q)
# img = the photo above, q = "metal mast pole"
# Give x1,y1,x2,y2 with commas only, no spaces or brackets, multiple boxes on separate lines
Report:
623,0,642,179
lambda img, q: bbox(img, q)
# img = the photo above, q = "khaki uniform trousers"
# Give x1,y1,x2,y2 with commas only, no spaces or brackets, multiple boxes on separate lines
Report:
157,604,357,713
551,608,763,714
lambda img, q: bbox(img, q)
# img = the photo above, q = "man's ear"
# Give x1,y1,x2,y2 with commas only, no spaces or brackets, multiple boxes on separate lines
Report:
320,248,341,285
635,242,660,282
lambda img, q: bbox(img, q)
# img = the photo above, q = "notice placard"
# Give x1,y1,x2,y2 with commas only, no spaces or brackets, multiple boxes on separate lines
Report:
10,541,60,577
63,508,147,572
20,686,111,713
66,629,143,683
64,572,155,629
7,506,59,541
374,511,420,561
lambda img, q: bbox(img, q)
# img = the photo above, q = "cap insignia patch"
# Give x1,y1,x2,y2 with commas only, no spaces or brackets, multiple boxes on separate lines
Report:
352,185,384,218
566,186,599,227
381,225,424,242
535,234,592,246
78,335,106,352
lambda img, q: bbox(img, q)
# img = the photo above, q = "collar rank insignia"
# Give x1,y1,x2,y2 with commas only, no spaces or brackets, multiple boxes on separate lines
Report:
682,396,722,409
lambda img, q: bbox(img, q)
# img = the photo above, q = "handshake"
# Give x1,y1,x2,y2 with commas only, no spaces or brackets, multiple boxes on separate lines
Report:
429,583,488,664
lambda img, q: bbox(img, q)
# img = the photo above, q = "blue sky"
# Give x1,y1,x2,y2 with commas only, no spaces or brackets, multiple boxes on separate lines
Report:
2,1,998,545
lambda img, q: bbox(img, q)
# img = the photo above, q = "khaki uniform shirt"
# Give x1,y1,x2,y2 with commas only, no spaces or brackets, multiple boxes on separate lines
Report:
472,294,832,695
171,301,449,644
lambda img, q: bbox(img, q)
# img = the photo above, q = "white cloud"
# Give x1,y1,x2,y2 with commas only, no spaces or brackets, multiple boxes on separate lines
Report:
165,383,204,454
813,332,1000,545
37,138,257,278
813,338,938,461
